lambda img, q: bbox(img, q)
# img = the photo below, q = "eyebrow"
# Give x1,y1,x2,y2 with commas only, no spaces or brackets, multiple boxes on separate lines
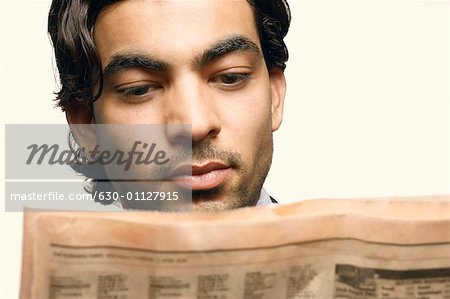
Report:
103,54,169,78
102,35,262,78
195,35,262,67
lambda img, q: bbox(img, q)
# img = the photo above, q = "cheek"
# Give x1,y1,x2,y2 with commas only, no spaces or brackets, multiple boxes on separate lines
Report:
219,83,273,161
228,79,273,134
93,96,162,124
94,96,122,124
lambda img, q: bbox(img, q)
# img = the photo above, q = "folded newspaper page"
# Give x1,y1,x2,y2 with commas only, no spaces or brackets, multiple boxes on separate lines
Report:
20,195,450,299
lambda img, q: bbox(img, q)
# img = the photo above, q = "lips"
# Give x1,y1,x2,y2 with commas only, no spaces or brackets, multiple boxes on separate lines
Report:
170,162,231,190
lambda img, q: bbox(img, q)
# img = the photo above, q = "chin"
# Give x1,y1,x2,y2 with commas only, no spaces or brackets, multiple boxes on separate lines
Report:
192,202,227,213
190,183,259,212
192,195,254,213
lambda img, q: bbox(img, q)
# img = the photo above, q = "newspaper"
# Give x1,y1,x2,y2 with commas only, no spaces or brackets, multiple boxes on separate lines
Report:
20,195,450,299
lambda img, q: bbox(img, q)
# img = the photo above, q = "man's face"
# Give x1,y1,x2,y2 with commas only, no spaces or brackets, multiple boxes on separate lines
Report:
89,0,285,211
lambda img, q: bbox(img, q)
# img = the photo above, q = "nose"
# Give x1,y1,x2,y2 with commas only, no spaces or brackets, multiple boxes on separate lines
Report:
165,75,221,145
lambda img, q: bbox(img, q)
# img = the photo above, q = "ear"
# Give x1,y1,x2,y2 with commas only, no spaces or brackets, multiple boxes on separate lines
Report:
269,68,286,132
65,100,98,154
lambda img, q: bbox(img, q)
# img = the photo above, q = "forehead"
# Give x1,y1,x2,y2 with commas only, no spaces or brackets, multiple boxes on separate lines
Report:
94,0,260,65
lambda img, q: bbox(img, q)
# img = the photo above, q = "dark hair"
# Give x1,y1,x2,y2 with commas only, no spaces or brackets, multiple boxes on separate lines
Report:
48,0,291,111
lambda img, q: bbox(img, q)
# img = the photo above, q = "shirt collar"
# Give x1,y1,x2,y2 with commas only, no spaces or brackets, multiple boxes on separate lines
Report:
256,188,274,206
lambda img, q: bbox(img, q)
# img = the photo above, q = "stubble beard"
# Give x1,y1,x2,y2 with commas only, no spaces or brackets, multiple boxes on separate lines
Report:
192,138,273,212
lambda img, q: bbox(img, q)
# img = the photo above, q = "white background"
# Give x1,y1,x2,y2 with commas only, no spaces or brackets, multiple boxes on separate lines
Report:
1,1,449,297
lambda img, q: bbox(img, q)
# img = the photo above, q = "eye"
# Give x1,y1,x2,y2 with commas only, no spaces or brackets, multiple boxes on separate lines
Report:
117,84,158,98
220,73,248,84
210,72,251,89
